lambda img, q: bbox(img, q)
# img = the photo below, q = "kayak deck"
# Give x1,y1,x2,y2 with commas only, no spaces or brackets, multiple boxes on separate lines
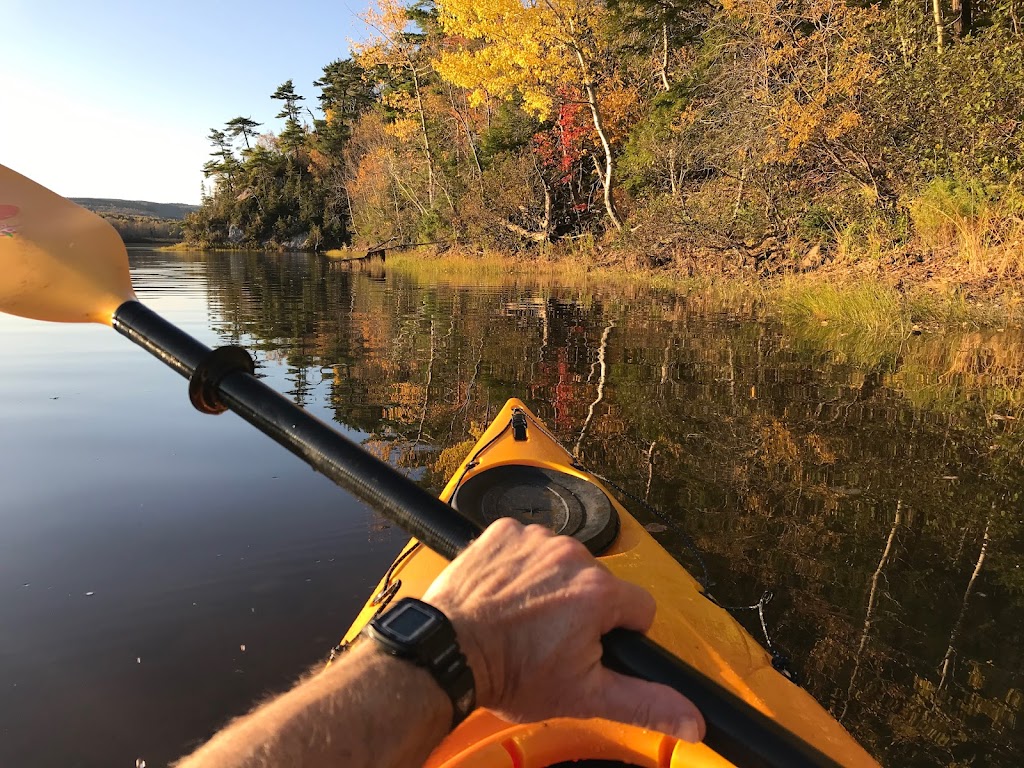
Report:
340,398,877,767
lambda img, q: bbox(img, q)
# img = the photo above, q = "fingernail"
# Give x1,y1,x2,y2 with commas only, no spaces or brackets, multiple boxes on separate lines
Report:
680,717,701,743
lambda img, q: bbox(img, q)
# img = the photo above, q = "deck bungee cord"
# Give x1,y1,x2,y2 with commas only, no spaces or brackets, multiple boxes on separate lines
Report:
590,470,798,684
513,403,800,683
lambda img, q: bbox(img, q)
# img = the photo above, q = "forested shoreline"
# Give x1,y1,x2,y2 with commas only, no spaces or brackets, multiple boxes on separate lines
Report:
102,215,183,243
185,0,1024,288
72,199,191,243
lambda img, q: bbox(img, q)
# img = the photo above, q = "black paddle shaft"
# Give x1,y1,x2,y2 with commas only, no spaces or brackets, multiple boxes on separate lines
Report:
112,300,844,768
112,300,481,558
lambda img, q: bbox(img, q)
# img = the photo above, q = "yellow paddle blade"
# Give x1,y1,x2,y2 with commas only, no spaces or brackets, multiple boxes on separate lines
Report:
0,164,136,325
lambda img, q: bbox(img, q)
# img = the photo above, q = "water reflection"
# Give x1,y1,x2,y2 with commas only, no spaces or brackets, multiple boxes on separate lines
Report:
197,250,1022,766
2,248,1021,766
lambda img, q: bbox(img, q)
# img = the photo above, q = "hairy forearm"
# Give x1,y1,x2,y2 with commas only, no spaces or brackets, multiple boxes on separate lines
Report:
177,521,704,767
177,639,451,768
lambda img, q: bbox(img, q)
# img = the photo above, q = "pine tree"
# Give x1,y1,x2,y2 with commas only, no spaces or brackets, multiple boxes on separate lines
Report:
226,116,263,150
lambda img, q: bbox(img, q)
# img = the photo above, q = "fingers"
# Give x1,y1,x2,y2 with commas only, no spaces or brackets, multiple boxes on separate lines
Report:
599,576,656,635
431,518,705,742
587,668,706,743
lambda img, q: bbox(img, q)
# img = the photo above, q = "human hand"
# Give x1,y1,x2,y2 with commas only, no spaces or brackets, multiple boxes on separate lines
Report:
422,517,705,742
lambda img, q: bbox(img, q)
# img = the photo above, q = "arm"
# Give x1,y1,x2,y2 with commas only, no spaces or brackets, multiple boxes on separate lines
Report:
177,638,451,767
177,518,705,768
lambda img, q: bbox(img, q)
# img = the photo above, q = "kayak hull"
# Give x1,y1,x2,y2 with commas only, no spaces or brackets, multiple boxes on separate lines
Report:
340,398,877,768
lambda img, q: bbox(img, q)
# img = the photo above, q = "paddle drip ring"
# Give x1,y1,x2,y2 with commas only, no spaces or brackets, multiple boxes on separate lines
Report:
188,345,256,414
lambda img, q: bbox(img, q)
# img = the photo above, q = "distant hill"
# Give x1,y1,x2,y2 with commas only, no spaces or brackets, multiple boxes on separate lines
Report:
71,198,198,221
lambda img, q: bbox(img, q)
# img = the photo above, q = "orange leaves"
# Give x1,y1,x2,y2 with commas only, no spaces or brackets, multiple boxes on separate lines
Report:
306,147,333,177
723,0,880,162
351,147,390,197
385,117,422,143
825,111,863,142
599,82,643,146
354,0,417,69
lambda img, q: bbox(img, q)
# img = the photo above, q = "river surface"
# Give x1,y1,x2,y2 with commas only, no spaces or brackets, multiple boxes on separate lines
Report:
0,248,1021,767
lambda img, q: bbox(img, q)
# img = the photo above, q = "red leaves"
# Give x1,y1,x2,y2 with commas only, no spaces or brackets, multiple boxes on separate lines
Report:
532,93,595,186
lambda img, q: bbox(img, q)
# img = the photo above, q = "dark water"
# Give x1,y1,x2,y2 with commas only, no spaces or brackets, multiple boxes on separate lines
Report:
0,249,1021,766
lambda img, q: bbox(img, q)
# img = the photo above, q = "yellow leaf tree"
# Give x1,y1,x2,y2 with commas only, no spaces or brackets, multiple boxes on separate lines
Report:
355,0,443,208
721,0,880,172
436,0,625,230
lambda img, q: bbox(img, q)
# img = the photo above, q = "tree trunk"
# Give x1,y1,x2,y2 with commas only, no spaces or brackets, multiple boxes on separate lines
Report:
389,166,429,217
409,62,437,207
668,148,678,196
574,321,614,456
539,183,553,240
448,84,484,192
732,164,747,225
645,440,657,500
939,516,992,690
933,0,946,53
952,0,972,36
840,502,902,720
659,20,671,92
341,179,356,242
499,219,550,243
584,81,623,230
530,155,554,241
573,48,623,230
414,320,436,447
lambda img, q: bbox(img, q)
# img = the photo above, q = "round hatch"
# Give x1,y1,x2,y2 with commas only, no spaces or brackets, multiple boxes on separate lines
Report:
451,465,619,555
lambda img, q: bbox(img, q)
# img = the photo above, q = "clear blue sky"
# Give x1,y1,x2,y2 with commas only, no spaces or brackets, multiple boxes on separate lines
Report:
1,0,370,204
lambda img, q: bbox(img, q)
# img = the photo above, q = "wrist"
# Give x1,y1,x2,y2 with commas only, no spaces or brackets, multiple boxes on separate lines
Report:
419,593,501,711
442,609,497,709
363,598,477,728
337,638,454,743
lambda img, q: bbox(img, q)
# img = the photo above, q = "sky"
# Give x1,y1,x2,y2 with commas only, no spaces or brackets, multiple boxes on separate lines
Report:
0,0,371,204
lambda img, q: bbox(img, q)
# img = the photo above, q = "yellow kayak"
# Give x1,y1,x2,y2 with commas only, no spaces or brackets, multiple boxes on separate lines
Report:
340,398,878,768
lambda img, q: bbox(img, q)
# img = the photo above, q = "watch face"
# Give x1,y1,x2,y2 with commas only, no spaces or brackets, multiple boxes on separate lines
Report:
383,601,434,642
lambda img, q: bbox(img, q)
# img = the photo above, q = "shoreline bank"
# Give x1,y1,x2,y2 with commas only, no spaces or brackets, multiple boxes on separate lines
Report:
385,247,1024,333
156,242,1024,332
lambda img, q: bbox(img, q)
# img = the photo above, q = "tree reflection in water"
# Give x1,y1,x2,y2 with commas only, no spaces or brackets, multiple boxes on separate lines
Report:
194,249,1022,766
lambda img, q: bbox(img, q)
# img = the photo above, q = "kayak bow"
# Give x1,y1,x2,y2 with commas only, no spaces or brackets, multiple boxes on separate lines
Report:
340,398,878,768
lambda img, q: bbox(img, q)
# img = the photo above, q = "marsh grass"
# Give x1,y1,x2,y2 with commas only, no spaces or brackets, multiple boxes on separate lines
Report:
386,247,769,318
387,248,554,285
389,246,672,289
831,215,908,263
778,280,908,333
156,243,248,254
323,247,362,260
777,274,1024,341
909,178,1024,278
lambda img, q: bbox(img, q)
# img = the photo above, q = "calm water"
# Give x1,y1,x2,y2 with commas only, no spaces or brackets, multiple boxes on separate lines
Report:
0,249,1021,766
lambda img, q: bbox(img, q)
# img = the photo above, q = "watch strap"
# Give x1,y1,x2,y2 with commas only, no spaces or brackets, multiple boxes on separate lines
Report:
364,598,476,728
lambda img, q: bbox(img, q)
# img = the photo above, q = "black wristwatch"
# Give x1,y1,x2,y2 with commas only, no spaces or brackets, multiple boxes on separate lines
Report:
363,597,476,728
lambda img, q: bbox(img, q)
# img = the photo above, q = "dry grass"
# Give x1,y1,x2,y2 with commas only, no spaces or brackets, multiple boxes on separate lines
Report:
323,246,363,260
777,279,908,333
909,178,1024,279
387,246,767,313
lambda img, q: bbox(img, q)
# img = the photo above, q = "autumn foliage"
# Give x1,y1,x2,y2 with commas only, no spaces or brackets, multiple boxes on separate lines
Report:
187,0,1024,273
